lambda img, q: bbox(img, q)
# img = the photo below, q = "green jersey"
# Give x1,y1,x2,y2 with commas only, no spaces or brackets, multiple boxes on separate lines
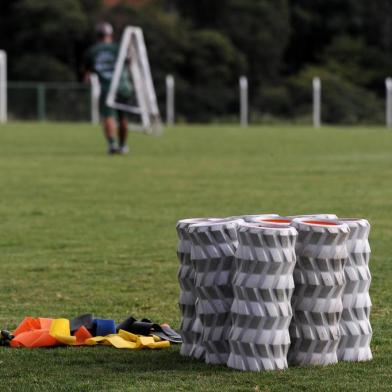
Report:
85,42,132,97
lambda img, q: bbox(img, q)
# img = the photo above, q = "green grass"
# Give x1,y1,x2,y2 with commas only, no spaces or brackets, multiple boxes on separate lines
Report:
0,122,392,391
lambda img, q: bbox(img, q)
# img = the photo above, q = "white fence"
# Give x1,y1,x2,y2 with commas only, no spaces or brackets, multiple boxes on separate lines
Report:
1,47,391,126
312,77,321,128
166,74,175,126
239,76,249,128
0,50,7,123
164,75,392,128
386,77,392,128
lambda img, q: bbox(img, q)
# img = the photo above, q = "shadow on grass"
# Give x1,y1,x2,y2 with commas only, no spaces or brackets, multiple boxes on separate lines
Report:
4,344,384,375
2,343,390,392
63,346,235,374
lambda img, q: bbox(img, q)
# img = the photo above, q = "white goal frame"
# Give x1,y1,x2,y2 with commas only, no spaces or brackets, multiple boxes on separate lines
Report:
0,50,7,123
106,27,162,136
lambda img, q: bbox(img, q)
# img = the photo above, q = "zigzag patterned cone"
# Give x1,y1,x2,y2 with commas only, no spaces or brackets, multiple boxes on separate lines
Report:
189,220,241,364
337,219,372,362
288,219,350,366
228,224,298,371
177,218,213,358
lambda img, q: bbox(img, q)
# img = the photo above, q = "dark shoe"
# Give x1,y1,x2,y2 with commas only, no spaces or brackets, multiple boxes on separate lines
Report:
116,317,182,343
70,314,95,334
0,330,14,346
108,146,119,155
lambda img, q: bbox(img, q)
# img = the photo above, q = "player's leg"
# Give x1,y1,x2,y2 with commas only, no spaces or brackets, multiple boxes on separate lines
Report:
100,93,119,154
103,116,119,154
118,111,129,154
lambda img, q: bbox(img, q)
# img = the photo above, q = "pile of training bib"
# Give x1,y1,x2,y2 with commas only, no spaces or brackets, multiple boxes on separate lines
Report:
1,314,181,350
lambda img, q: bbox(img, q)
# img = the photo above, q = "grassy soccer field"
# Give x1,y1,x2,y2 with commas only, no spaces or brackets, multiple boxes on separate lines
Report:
0,123,391,391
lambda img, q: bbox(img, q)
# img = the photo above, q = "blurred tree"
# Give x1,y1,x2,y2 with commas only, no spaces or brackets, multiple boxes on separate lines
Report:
288,66,384,124
285,0,364,72
171,0,230,28
0,2,18,58
218,0,290,85
12,54,76,82
8,0,87,80
180,29,246,121
286,0,392,95
173,0,290,108
321,36,382,87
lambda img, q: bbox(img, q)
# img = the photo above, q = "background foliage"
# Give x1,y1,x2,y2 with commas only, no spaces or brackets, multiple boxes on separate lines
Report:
0,0,391,123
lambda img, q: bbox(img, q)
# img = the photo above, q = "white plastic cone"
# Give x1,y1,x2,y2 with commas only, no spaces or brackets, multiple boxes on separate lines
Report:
288,218,350,366
337,218,372,362
228,223,298,371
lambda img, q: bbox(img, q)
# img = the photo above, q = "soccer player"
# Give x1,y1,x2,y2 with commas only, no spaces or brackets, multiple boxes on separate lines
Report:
84,22,132,154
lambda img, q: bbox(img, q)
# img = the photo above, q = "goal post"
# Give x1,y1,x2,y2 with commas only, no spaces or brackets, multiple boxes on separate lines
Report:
106,27,163,136
0,50,7,123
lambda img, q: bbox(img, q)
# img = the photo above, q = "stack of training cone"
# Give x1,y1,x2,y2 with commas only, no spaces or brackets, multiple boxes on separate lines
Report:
228,222,297,371
288,218,349,366
188,219,241,364
337,219,372,362
176,214,372,372
177,218,215,359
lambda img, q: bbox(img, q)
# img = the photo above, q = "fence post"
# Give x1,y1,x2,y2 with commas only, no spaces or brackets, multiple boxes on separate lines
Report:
0,50,7,123
386,77,392,128
166,74,175,126
37,83,46,121
313,77,321,128
239,76,248,127
90,74,100,125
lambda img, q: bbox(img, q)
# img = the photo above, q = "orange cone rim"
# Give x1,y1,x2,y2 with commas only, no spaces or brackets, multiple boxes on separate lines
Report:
259,218,292,224
302,220,339,226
